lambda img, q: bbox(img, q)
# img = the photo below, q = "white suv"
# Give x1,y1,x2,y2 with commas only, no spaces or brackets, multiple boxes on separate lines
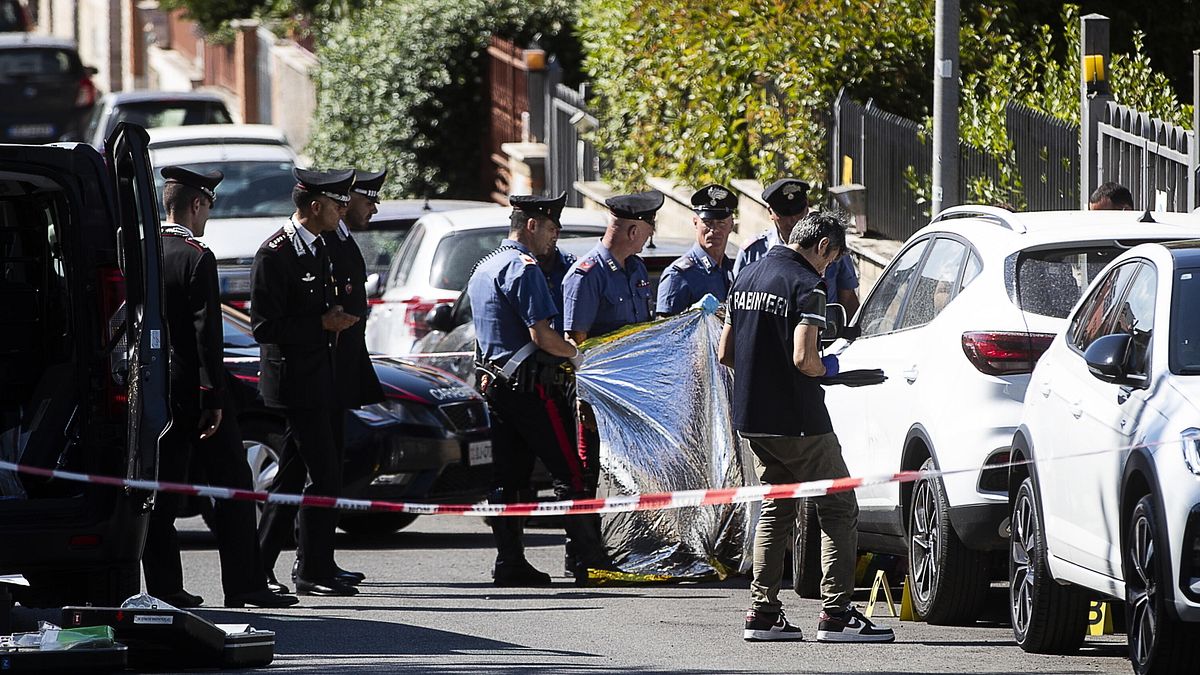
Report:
365,206,605,356
817,207,1200,625
1009,240,1200,673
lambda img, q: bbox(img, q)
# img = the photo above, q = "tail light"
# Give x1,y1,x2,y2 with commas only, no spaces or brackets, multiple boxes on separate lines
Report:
75,76,98,108
227,300,249,310
98,266,127,417
961,331,1055,376
400,296,455,341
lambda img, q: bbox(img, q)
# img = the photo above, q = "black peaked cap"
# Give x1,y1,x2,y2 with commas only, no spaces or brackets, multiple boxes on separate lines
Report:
691,183,737,218
605,190,665,224
351,169,387,202
294,167,356,203
510,192,567,224
761,178,810,216
160,165,223,202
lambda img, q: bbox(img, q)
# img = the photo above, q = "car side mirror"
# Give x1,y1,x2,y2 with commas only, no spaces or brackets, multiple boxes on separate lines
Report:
364,273,381,298
1084,333,1135,384
426,303,455,333
822,303,848,344
85,65,99,76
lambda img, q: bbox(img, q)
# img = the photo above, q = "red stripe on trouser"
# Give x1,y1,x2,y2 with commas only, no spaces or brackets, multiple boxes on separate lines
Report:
536,384,586,493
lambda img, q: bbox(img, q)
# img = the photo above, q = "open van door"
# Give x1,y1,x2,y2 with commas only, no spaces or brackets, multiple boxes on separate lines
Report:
104,122,170,484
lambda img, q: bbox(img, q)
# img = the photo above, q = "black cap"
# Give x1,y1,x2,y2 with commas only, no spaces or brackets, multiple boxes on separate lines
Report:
510,192,567,224
691,183,737,219
605,190,665,225
160,165,223,203
294,167,355,204
351,169,387,202
762,178,810,216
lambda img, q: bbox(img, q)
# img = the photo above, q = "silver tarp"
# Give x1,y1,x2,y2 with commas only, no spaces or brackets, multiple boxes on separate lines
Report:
575,306,756,581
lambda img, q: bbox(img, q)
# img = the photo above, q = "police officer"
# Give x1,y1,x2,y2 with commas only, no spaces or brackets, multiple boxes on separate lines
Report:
719,212,892,644
251,168,360,597
561,189,664,580
734,178,860,317
655,184,736,316
141,166,227,609
540,244,576,332
466,192,586,586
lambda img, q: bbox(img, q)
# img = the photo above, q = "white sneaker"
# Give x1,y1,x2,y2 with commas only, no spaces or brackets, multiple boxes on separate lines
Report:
743,608,805,641
816,606,895,643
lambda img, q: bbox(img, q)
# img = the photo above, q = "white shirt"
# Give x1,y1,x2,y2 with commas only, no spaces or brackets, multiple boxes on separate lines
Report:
285,215,322,257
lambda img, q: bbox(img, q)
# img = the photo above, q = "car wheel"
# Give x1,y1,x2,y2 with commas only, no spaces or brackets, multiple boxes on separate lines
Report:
1126,496,1200,674
338,513,419,537
241,418,285,494
792,498,821,598
907,457,989,625
1009,477,1087,653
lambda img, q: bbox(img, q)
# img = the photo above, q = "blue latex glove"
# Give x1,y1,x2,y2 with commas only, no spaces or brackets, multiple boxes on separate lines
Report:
821,354,840,377
692,293,720,316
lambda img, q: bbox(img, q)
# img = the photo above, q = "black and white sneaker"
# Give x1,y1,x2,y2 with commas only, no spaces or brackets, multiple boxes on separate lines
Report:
816,606,895,643
743,608,804,641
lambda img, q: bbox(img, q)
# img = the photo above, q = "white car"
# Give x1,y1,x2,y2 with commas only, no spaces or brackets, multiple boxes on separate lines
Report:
83,90,236,149
147,124,299,300
1008,239,1200,672
815,206,1200,625
365,206,606,356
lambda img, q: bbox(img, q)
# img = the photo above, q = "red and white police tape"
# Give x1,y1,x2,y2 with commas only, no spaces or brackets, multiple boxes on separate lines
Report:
222,351,474,364
0,439,1171,517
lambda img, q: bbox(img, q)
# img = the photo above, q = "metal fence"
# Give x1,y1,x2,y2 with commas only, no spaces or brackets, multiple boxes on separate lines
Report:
833,90,1081,240
1097,102,1196,211
545,67,599,206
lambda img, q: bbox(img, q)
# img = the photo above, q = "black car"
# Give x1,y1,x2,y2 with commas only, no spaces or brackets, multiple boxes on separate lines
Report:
0,35,98,143
219,307,492,536
0,124,169,614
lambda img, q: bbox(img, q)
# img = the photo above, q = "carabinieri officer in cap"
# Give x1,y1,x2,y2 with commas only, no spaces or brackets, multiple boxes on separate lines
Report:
467,192,587,587
655,183,736,316
735,178,860,316
560,189,663,582
143,165,227,609
252,167,361,598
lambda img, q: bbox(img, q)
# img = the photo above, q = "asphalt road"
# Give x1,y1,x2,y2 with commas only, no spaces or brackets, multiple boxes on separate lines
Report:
14,515,1133,674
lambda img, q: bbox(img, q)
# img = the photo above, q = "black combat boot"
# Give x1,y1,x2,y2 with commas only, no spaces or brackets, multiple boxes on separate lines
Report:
491,516,551,587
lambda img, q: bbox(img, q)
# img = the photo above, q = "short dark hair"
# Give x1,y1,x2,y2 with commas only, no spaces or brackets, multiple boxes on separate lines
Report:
1089,182,1135,209
163,182,204,215
510,210,532,233
788,212,847,253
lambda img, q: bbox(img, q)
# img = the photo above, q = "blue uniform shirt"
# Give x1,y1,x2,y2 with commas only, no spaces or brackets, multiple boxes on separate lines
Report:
656,242,734,316
543,247,577,332
734,228,858,300
563,243,652,338
467,239,559,365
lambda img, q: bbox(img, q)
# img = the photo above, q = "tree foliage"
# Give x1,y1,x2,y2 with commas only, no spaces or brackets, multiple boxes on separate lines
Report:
578,0,935,192
307,0,578,199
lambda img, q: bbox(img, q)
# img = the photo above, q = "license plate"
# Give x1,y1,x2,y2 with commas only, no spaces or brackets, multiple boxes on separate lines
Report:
221,276,252,293
468,440,492,466
8,124,54,139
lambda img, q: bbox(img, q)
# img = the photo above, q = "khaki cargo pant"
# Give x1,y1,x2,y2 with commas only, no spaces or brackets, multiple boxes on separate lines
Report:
745,432,859,613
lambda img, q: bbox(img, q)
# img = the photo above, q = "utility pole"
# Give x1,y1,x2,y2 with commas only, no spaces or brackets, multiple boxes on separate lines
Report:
931,0,960,216
1079,14,1113,210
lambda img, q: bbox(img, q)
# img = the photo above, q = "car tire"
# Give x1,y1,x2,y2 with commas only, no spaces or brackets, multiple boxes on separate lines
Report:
907,458,989,625
1125,496,1200,674
338,513,419,537
86,562,140,607
1009,477,1088,654
792,498,821,599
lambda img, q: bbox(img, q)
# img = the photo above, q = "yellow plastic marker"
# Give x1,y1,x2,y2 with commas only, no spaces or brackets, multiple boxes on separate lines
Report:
899,576,916,621
1087,600,1114,636
865,569,898,618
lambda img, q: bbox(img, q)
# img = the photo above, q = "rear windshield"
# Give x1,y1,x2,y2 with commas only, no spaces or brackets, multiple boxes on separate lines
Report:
107,101,233,136
428,228,596,292
1015,246,1129,318
0,48,78,78
154,160,295,219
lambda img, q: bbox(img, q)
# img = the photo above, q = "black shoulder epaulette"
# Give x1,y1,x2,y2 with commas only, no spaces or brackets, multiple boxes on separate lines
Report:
265,233,287,251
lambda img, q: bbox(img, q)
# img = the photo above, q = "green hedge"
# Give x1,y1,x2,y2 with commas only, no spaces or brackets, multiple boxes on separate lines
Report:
578,0,935,192
307,0,577,199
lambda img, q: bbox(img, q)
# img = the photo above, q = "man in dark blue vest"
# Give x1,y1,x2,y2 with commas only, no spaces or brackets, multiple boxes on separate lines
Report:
720,212,893,644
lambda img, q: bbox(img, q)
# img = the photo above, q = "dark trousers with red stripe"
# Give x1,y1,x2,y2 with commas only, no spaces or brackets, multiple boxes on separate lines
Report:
487,384,584,502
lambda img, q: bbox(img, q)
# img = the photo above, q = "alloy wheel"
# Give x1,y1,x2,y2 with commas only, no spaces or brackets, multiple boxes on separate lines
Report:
1010,490,1036,637
910,477,941,603
1128,511,1158,669
244,439,280,493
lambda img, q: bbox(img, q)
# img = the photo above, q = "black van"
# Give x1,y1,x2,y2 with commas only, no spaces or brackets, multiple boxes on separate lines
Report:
0,123,169,614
